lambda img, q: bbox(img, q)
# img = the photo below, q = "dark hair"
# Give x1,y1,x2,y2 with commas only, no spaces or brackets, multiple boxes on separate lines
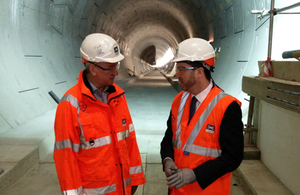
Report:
181,61,213,80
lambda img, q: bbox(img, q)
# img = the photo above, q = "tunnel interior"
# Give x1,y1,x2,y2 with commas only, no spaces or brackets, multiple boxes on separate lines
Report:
140,45,156,66
2,0,299,130
1,0,300,194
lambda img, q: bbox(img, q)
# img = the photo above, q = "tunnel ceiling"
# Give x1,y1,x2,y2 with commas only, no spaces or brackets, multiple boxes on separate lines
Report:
80,0,207,75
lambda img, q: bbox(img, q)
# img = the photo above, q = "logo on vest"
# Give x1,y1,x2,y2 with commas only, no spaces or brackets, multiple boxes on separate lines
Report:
206,124,215,134
79,101,87,112
122,119,126,127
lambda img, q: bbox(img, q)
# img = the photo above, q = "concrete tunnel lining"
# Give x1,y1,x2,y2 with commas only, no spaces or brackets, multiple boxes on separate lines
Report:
0,0,298,138
1,0,300,194
88,0,205,76
140,45,156,65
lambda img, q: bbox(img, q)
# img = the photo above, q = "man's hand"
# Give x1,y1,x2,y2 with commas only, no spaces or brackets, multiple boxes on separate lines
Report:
163,158,178,177
166,168,196,189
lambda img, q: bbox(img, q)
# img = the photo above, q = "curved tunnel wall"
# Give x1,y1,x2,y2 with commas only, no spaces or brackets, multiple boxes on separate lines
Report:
1,0,300,194
1,0,299,133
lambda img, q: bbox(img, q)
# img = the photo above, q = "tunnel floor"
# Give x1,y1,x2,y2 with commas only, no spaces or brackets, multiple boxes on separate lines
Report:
1,71,248,194
2,160,247,195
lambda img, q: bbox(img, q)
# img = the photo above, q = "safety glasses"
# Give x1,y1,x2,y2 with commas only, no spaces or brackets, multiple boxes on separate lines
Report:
176,65,199,72
89,61,120,72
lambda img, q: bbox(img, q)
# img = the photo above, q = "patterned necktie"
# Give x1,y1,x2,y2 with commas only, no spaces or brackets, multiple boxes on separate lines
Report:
188,96,197,125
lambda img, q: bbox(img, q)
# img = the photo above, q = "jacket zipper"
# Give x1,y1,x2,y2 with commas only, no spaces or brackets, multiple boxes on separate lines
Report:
119,162,126,195
108,92,125,104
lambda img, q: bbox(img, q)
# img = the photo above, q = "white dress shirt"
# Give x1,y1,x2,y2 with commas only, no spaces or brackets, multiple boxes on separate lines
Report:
192,80,213,109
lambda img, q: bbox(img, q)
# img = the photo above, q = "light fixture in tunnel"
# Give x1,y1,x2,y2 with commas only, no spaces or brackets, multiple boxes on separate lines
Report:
151,48,174,68
208,22,214,43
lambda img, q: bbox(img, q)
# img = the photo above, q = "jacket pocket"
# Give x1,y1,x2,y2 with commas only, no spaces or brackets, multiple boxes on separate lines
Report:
79,114,98,142
79,111,112,139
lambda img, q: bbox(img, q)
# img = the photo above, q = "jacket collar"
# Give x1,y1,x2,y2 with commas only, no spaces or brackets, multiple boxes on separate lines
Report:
80,70,122,101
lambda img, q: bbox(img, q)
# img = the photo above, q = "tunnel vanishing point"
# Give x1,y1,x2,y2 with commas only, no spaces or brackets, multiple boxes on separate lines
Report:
0,0,300,194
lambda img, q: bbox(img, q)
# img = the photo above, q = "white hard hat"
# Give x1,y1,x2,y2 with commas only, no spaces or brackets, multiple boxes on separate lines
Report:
172,38,215,66
80,33,124,63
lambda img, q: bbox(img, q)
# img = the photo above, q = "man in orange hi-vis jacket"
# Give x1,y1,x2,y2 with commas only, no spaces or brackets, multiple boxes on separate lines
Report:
54,33,146,195
160,38,244,195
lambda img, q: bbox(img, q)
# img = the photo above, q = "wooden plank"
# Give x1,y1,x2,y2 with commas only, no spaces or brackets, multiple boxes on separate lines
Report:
267,89,300,105
258,61,300,82
265,97,300,113
263,77,300,92
242,76,300,113
242,76,267,98
244,96,255,146
272,61,300,82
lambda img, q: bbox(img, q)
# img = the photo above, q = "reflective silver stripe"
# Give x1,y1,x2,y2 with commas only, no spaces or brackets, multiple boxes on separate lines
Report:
54,139,80,153
130,165,143,175
183,144,221,157
61,94,80,114
117,123,134,141
83,184,116,194
173,92,189,149
62,186,82,195
124,178,131,189
61,94,85,141
117,129,130,141
81,135,111,150
182,92,228,157
172,139,181,150
60,94,114,150
129,123,135,132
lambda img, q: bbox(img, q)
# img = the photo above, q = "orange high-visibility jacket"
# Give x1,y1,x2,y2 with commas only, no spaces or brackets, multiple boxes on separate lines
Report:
170,86,241,195
53,70,146,195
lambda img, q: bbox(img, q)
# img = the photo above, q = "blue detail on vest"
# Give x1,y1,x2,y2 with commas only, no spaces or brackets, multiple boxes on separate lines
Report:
183,151,190,155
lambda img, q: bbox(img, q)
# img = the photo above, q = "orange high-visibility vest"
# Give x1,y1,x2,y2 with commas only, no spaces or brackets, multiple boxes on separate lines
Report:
53,70,146,195
170,86,241,195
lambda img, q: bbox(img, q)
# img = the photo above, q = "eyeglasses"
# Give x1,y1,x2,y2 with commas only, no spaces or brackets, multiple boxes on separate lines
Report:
88,61,120,72
176,66,199,71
